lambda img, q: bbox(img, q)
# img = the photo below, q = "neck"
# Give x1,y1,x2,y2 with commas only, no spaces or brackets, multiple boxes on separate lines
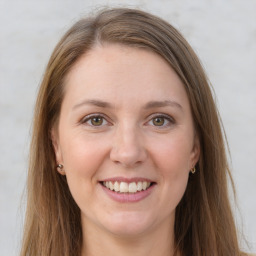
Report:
80,217,177,256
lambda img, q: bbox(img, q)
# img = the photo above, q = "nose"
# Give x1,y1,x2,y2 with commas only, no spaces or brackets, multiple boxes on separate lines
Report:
110,124,147,168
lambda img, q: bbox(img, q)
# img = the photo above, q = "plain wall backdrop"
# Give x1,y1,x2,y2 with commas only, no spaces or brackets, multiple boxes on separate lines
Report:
0,0,255,255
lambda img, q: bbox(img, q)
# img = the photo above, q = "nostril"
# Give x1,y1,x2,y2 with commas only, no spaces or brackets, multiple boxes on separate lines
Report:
110,145,147,168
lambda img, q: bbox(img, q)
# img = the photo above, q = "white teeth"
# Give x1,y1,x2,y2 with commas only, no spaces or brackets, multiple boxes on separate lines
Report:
120,182,129,193
103,181,152,193
128,182,137,193
109,181,114,190
137,182,143,191
114,181,120,192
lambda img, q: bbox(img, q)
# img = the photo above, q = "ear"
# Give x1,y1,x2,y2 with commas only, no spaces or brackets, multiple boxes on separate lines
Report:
51,128,66,175
189,134,200,169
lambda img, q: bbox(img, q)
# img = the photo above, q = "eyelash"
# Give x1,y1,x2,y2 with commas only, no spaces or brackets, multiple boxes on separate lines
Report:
80,113,175,128
146,113,175,128
81,113,110,127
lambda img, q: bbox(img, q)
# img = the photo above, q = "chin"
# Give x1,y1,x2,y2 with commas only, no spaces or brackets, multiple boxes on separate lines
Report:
102,211,154,237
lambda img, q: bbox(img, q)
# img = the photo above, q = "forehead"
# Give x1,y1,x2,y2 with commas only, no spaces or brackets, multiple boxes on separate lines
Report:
63,44,189,109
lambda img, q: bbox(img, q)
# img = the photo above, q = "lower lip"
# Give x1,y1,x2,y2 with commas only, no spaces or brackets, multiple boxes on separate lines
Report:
100,183,155,203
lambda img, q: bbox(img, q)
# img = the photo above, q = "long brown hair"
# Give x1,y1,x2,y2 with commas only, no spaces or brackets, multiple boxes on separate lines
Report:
20,8,245,256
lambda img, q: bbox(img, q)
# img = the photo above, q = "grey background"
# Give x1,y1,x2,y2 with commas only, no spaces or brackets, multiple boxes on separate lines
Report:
0,0,255,255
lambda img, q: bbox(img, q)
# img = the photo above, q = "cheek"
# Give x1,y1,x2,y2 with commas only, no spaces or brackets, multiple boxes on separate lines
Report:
159,159,189,215
61,137,108,209
59,134,109,202
153,135,193,173
151,136,191,204
61,132,108,173
159,148,189,194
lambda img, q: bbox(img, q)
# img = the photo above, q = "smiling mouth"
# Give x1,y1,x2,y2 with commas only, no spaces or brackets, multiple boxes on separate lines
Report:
100,181,155,193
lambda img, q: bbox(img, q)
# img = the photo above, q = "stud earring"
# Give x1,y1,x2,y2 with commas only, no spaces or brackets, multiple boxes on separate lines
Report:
190,167,196,174
57,164,64,170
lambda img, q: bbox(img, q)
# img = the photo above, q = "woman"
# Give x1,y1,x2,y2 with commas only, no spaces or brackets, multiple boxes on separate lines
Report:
20,8,252,256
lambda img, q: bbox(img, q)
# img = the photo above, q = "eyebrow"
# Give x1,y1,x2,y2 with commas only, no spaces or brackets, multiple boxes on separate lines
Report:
72,99,112,110
143,100,183,110
72,99,183,111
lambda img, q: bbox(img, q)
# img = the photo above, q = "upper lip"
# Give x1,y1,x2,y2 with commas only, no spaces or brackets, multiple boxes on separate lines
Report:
100,177,155,183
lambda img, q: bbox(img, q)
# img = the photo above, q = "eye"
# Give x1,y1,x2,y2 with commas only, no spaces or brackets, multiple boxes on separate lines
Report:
147,114,174,128
152,117,165,126
82,114,108,127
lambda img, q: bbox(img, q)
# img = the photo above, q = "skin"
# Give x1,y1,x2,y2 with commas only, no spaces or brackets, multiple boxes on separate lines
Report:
52,44,200,256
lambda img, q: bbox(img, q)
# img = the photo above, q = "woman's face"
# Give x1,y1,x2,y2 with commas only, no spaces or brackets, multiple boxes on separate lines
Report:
52,44,199,237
